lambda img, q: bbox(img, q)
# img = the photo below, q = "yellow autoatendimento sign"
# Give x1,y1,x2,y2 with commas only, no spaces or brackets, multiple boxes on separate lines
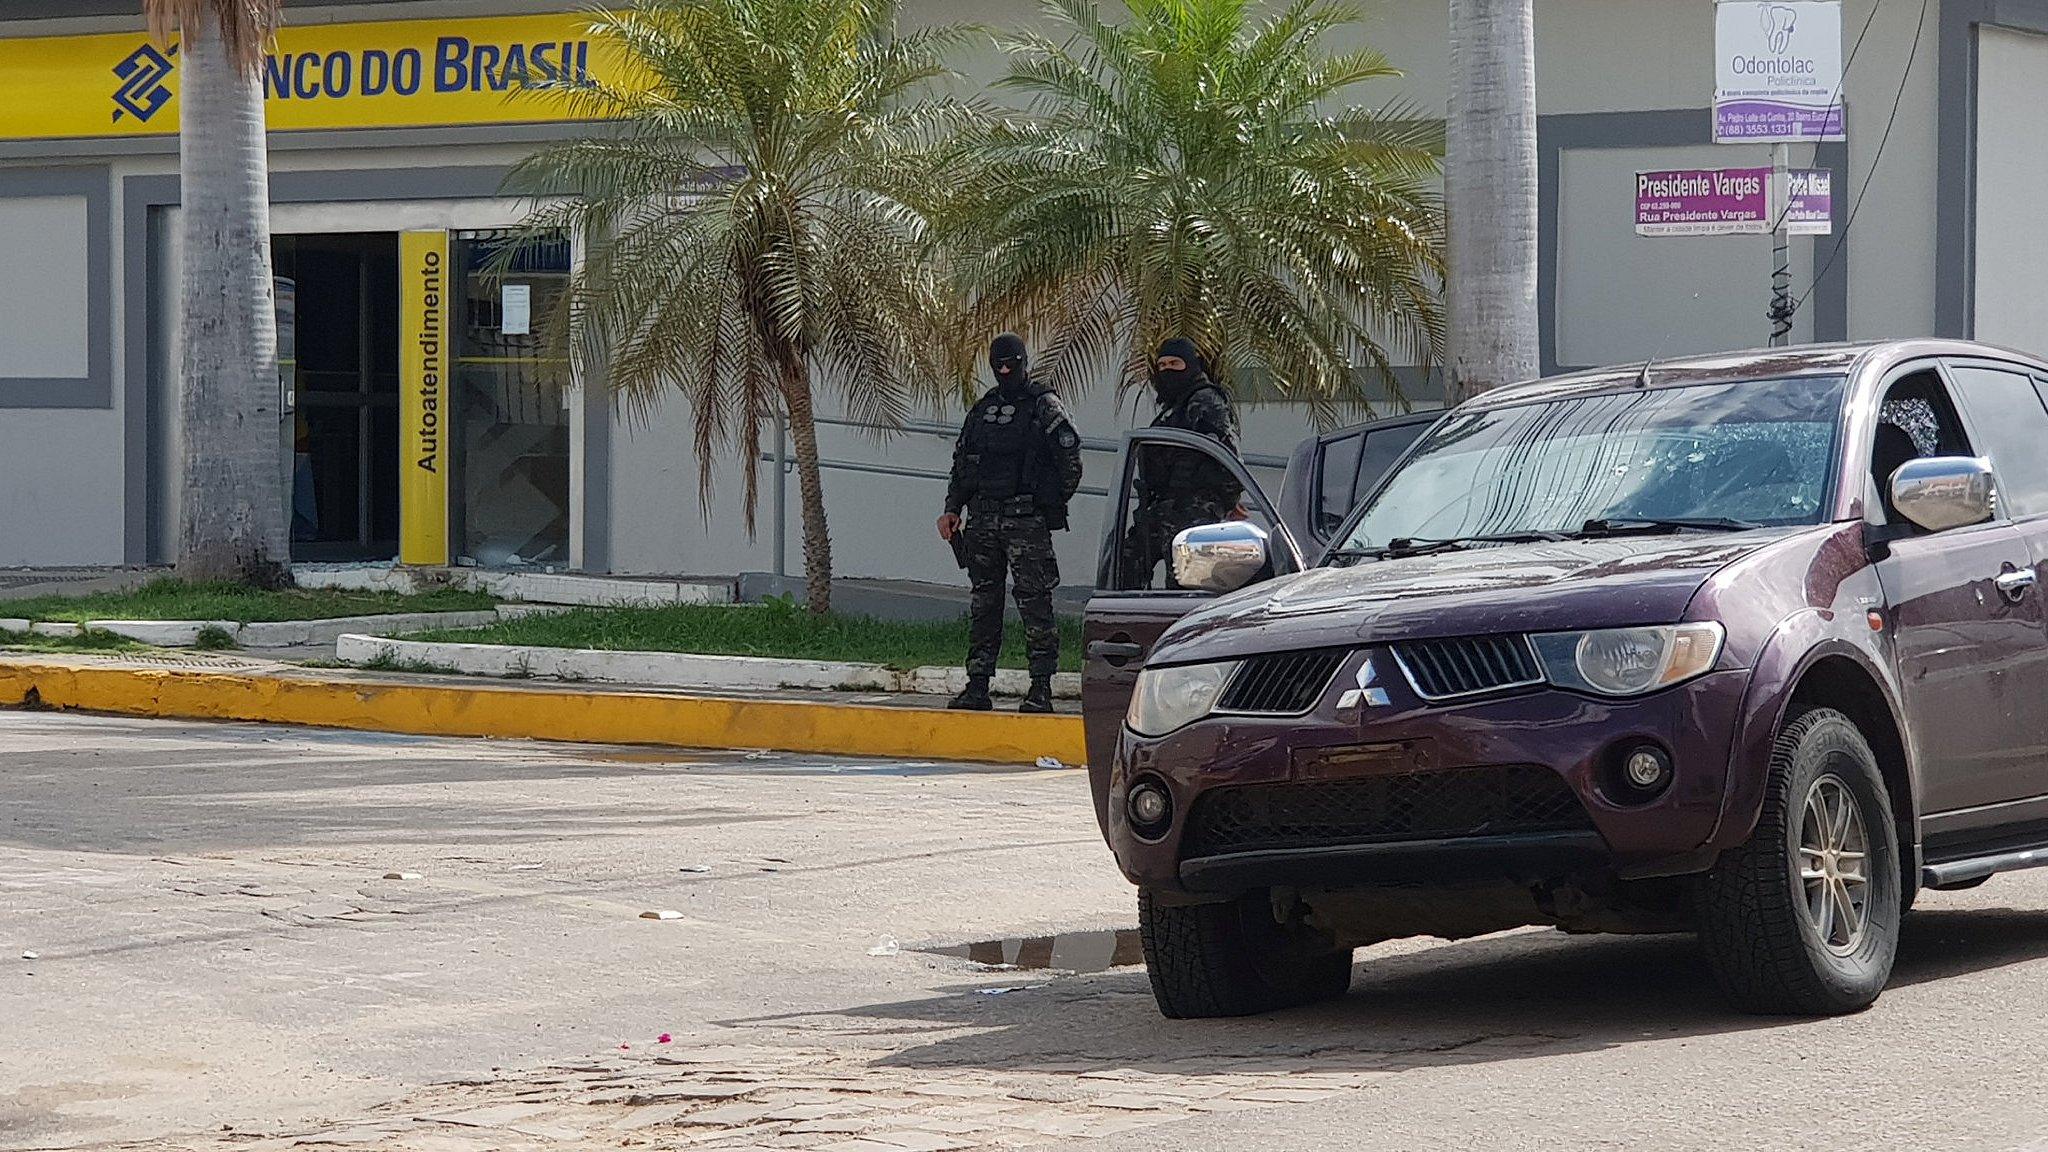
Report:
0,12,632,140
400,231,450,567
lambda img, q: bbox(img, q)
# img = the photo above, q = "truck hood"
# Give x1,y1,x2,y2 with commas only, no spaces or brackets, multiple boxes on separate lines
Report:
1149,529,1801,665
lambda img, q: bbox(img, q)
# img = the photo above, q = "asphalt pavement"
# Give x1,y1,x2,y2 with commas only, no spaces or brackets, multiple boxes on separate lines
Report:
6,711,2048,1151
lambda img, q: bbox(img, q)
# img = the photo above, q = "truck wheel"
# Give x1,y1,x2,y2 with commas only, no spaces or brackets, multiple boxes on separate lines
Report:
1697,706,1901,1015
1138,889,1352,1019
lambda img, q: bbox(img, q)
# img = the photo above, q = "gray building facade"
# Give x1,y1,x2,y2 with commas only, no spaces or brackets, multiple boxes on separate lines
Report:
0,0,2031,587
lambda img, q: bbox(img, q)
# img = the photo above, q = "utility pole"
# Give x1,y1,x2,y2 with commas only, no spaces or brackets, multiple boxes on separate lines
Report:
1770,140,1793,346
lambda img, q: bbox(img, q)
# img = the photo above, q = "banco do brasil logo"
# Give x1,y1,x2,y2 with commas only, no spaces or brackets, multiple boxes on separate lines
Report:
112,43,177,124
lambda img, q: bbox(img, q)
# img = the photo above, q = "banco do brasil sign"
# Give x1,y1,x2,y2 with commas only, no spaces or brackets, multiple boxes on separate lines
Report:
0,13,630,140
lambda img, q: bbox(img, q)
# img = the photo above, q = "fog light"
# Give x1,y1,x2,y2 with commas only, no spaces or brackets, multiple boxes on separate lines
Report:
1127,779,1173,835
1620,744,1673,796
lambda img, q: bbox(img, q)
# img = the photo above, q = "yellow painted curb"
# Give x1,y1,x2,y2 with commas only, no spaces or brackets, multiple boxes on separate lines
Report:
0,660,1087,767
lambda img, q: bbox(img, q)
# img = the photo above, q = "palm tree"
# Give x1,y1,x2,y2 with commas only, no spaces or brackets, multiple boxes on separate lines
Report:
939,0,1445,417
504,0,959,614
146,0,289,584
1445,0,1539,403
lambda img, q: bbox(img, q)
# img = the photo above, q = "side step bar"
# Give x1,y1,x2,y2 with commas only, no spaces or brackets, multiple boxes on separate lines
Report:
1921,846,2048,889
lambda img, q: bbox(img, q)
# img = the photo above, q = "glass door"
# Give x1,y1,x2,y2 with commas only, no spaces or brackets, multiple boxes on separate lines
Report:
446,231,572,568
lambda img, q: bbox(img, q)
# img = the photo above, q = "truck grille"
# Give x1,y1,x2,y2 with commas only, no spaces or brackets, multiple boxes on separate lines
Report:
1391,635,1542,699
1216,649,1349,714
1181,764,1592,859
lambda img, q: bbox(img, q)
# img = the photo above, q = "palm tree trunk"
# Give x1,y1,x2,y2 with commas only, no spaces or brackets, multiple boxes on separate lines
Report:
174,14,288,585
1446,0,1540,405
779,366,834,615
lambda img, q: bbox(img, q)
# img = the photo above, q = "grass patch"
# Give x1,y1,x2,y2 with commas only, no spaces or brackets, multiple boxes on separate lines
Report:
192,624,238,651
0,628,146,654
358,651,464,676
1,577,496,624
410,602,1085,673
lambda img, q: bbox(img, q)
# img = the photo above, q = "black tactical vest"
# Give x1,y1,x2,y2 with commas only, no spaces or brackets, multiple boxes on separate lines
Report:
969,395,1035,501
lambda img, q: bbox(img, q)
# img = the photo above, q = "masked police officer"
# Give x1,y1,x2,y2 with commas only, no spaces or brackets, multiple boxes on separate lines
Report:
937,334,1085,713
1120,337,1243,588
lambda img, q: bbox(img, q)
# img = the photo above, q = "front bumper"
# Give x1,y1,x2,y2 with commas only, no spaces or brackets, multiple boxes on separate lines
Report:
1106,656,1751,894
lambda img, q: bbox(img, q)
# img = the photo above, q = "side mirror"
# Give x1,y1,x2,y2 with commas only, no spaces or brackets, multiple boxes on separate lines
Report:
1890,456,1996,533
1172,521,1270,593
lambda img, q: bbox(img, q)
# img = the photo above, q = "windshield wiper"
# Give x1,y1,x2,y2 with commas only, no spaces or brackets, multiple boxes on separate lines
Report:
1332,530,1571,561
1577,516,1763,537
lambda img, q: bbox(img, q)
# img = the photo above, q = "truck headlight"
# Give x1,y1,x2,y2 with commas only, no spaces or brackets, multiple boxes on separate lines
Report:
1532,623,1725,697
1126,660,1240,737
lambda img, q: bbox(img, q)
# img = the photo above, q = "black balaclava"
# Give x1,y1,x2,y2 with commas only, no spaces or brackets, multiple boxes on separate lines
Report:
990,333,1031,397
1151,337,1205,404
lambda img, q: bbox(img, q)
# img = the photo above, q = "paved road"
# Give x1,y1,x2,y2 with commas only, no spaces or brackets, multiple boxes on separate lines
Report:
6,713,2048,1151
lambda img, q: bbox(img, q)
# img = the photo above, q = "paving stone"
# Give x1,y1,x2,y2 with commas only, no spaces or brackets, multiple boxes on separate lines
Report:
680,1103,784,1128
1229,1087,1342,1104
1004,1112,1162,1138
920,1101,1020,1119
610,1104,693,1131
1003,1085,1089,1104
1185,1098,1275,1113
1115,1080,1236,1100
812,1141,902,1152
787,1119,878,1135
1280,1070,1394,1088
623,1085,760,1103
1084,1094,1173,1111
763,1104,867,1122
677,1123,793,1146
879,1119,991,1136
898,1081,1001,1100
859,1132,973,1152
419,1103,556,1128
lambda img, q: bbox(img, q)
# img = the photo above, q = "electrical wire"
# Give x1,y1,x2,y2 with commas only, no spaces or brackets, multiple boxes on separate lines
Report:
1796,0,1934,313
1764,0,1884,235
1766,0,1886,337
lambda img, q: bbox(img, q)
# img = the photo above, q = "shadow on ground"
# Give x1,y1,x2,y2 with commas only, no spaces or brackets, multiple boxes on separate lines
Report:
722,901,2048,1078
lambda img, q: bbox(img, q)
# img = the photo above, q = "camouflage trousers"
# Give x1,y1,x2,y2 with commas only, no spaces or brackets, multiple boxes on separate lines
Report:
1120,496,1231,590
964,512,1061,680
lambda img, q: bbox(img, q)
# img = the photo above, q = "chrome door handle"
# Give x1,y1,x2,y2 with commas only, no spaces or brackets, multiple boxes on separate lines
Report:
1996,569,2037,601
1087,640,1144,664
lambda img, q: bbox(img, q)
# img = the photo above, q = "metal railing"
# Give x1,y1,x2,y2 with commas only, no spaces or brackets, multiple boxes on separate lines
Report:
759,412,1288,579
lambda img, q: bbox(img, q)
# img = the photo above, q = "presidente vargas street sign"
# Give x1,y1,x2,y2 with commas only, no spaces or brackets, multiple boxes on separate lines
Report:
1714,1,1845,143
1636,167,1833,237
0,12,628,140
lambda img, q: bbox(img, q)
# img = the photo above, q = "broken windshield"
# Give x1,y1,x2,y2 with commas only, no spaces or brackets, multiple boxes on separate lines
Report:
1335,375,1847,557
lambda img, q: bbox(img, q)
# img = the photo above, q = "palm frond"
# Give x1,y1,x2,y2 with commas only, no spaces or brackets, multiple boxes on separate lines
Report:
499,0,955,549
145,0,280,68
936,0,1444,416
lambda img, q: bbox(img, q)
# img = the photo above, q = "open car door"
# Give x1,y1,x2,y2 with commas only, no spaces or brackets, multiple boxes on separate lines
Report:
1276,411,1442,556
1081,428,1305,829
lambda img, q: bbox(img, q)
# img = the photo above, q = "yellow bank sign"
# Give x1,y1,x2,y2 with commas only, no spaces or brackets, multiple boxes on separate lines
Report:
0,12,627,140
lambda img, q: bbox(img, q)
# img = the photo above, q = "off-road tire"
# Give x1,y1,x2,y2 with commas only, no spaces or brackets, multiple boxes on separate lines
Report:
1697,706,1901,1015
1138,889,1353,1019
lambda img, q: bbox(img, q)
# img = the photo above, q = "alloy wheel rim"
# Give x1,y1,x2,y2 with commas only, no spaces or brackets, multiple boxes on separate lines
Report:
1798,774,1871,957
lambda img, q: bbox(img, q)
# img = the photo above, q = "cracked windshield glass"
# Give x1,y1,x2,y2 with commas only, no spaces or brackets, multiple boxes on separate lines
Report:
1338,376,1848,554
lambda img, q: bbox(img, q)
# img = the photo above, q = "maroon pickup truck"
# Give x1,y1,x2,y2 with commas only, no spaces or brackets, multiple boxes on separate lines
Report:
1083,340,2048,1019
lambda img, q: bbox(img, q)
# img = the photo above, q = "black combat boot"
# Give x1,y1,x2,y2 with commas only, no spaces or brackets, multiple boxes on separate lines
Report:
948,676,993,711
1019,677,1055,714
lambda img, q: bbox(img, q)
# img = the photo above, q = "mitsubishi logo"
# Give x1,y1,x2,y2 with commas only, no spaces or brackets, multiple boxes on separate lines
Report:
112,43,177,124
1337,658,1391,711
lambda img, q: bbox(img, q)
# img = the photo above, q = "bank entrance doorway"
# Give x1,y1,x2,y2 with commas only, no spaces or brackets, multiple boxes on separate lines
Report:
275,232,401,561
271,228,571,567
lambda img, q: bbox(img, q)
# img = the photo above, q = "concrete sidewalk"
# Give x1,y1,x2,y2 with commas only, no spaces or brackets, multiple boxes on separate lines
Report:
0,650,1086,767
